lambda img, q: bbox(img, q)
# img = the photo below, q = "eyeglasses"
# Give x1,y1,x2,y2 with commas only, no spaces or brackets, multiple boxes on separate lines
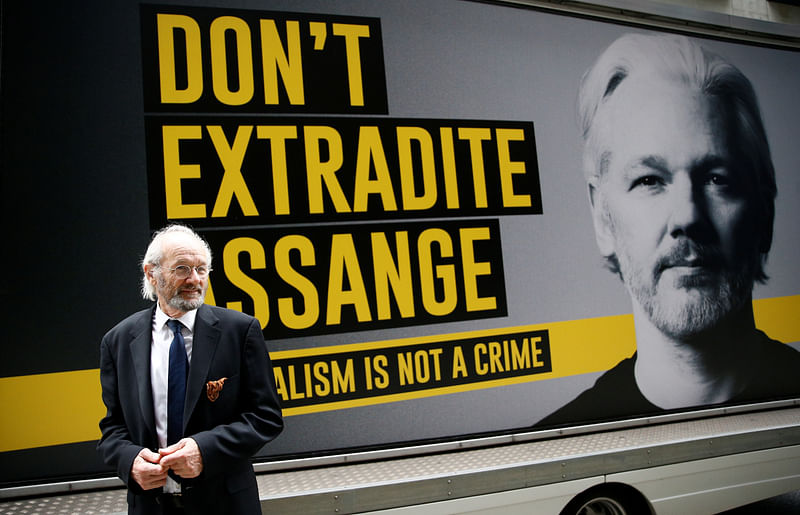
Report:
163,265,212,279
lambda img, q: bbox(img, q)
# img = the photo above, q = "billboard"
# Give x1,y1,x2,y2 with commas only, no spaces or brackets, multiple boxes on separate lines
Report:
1,0,799,486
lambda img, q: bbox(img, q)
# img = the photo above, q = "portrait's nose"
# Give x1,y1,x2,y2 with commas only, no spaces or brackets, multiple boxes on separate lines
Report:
667,173,704,238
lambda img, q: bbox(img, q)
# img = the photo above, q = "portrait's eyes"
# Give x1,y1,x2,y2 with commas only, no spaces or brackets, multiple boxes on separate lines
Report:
702,166,742,195
704,170,731,186
629,175,664,191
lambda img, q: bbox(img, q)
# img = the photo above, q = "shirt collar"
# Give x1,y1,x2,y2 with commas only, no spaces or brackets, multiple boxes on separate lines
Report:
154,303,198,333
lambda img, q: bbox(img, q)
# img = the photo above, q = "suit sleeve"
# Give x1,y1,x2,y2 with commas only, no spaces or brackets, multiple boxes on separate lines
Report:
97,335,145,492
191,318,284,477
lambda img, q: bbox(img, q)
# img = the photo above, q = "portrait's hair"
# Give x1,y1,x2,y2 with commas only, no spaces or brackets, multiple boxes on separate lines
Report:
140,224,213,300
577,32,775,281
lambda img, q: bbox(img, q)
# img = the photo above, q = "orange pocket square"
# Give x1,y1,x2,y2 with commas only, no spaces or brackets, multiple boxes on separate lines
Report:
206,378,227,402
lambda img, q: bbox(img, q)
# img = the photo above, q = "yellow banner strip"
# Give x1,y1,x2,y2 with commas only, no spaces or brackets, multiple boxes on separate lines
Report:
0,369,104,453
1,295,797,452
753,294,800,344
276,312,637,416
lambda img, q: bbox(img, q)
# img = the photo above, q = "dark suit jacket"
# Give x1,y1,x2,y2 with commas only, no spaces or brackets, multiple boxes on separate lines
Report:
98,304,284,514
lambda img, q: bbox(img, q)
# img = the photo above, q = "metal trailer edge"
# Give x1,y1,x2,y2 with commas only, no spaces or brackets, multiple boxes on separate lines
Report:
255,404,800,514
2,403,797,514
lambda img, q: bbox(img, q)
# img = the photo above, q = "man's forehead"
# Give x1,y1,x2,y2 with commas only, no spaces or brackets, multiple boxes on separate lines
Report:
603,74,702,119
594,75,731,172
161,233,207,262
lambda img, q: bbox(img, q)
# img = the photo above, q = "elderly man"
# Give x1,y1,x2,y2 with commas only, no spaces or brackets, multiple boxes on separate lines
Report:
540,33,800,426
98,224,283,514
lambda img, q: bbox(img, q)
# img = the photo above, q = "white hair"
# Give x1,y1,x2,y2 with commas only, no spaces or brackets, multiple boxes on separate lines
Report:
140,224,213,300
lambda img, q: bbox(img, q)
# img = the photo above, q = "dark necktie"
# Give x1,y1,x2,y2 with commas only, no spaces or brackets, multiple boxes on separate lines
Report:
167,319,188,446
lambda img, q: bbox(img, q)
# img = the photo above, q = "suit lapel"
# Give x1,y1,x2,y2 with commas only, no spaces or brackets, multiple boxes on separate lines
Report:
184,304,220,428
130,307,157,445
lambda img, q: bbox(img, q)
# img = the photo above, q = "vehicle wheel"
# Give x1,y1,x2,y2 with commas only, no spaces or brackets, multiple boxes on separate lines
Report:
560,484,651,515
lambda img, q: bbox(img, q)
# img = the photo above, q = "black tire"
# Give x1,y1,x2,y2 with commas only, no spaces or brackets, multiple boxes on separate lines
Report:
560,484,652,515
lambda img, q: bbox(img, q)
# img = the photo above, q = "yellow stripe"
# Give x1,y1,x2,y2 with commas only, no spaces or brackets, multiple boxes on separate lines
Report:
0,369,104,453
1,295,797,452
753,294,800,343
279,314,636,416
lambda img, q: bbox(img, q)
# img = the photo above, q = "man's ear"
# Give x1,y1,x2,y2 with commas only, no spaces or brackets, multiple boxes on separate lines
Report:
587,180,616,258
144,264,157,286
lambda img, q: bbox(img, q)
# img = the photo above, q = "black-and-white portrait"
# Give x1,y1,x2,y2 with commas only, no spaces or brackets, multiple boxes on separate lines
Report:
540,33,800,426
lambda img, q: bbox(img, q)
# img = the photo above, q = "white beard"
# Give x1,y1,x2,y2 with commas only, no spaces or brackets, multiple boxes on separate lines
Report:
617,244,755,339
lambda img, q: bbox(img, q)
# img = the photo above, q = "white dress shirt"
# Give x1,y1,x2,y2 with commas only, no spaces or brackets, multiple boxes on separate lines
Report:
151,304,196,493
